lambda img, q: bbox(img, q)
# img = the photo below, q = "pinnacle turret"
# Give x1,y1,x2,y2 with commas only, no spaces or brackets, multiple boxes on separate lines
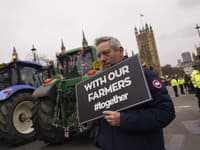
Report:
12,46,18,60
61,39,66,54
82,30,88,48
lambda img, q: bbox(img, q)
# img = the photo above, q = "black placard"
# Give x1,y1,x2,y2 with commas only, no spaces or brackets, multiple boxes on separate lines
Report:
76,55,152,124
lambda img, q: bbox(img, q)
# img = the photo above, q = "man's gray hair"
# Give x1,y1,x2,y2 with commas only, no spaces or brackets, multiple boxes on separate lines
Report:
95,36,122,51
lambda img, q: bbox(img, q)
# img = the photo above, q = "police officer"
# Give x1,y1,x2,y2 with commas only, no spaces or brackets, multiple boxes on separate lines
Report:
95,36,175,150
170,75,179,97
178,75,185,95
191,66,200,110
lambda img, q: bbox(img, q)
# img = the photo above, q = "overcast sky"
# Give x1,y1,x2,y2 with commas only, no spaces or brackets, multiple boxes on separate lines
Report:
0,0,200,66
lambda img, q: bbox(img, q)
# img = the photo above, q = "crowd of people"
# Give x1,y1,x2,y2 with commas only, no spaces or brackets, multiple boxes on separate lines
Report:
163,67,200,111
168,73,194,97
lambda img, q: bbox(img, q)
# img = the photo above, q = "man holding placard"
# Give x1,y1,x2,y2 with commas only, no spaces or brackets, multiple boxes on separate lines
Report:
94,36,175,150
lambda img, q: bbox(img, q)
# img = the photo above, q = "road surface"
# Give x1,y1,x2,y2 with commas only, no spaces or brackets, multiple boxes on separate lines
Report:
1,86,200,150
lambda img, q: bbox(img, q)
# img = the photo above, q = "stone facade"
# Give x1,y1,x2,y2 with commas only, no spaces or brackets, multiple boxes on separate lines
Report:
135,23,162,76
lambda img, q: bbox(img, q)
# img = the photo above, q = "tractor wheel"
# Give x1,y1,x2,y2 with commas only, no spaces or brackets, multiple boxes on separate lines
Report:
0,92,36,145
32,97,65,144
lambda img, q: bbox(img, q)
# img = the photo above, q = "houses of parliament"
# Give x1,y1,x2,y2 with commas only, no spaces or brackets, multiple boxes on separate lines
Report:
135,23,162,76
50,26,163,76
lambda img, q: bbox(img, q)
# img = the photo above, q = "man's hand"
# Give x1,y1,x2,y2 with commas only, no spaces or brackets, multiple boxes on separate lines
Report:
103,111,120,126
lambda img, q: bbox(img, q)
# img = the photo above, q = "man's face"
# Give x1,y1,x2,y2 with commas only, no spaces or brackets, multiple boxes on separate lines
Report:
96,41,124,69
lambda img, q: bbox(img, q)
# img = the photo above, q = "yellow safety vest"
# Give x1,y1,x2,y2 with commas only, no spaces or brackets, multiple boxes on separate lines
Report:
191,69,200,88
170,78,178,87
178,78,185,85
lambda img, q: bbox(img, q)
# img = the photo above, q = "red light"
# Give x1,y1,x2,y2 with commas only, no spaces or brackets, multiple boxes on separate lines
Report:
87,70,96,76
3,89,12,94
44,78,52,84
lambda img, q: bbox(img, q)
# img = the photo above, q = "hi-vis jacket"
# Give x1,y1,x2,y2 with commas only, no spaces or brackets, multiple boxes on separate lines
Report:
170,78,178,87
178,78,185,85
191,69,200,88
96,68,175,150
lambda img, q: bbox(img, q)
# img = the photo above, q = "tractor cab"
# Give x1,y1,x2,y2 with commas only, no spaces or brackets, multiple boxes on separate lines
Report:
0,61,43,91
59,46,100,79
0,60,55,92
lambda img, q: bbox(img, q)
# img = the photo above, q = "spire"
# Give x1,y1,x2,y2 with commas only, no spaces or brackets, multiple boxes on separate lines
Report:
149,25,153,32
142,26,145,30
82,30,88,48
13,46,16,53
145,23,149,31
135,27,138,35
145,23,148,28
12,46,18,61
61,39,66,54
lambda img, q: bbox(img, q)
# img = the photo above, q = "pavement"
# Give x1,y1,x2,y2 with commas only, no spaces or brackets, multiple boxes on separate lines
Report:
164,86,200,150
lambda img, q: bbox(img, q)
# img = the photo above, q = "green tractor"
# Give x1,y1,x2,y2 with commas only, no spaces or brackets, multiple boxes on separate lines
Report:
32,39,101,144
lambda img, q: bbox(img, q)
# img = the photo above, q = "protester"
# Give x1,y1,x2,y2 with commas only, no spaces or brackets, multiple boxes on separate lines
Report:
94,36,175,150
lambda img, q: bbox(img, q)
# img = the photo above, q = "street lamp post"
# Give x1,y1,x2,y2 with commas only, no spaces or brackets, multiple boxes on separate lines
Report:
196,24,200,38
31,45,37,62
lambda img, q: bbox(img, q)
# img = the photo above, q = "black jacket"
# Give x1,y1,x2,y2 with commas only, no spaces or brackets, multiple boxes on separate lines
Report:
96,68,176,150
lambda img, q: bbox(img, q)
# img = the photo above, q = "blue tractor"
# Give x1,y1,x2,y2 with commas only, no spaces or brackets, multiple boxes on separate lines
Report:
0,50,54,145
